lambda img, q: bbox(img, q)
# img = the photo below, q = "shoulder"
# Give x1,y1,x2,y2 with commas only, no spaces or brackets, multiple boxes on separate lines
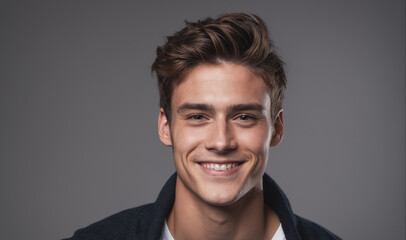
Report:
63,203,155,240
295,215,342,240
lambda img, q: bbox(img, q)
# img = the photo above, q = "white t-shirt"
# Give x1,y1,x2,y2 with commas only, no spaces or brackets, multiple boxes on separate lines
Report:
160,220,286,240
272,224,286,240
160,220,174,240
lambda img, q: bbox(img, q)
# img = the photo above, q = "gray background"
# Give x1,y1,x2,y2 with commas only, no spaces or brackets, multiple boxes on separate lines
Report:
1,1,404,239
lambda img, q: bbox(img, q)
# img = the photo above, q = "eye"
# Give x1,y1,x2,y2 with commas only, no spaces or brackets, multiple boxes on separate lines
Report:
188,114,206,121
237,114,255,121
234,114,258,127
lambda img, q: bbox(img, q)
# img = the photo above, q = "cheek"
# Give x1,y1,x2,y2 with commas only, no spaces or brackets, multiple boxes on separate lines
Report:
172,126,205,157
238,127,271,175
238,126,272,153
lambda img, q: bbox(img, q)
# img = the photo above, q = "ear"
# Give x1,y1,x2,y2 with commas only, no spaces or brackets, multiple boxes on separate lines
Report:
158,108,172,146
270,110,284,147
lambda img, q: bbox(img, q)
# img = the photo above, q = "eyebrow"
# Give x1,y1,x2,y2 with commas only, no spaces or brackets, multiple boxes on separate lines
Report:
227,103,265,113
177,103,215,114
177,103,265,114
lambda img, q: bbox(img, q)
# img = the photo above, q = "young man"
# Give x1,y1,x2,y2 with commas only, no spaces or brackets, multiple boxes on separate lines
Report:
66,13,341,240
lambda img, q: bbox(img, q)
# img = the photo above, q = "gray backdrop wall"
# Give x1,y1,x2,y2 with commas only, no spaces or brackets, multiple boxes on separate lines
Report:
1,1,404,239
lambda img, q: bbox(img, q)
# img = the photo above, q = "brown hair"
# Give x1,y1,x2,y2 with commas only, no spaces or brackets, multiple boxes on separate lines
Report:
151,13,287,122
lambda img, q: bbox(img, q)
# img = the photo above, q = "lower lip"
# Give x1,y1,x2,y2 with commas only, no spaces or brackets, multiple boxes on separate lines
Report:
198,163,243,176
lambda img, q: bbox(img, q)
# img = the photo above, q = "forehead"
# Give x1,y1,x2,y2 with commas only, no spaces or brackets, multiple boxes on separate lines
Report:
171,62,270,109
172,62,268,101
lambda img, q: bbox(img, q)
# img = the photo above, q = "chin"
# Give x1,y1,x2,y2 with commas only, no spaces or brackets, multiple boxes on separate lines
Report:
202,196,238,207
198,187,242,207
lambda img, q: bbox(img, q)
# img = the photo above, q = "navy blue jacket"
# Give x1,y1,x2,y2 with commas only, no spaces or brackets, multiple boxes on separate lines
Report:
65,173,341,240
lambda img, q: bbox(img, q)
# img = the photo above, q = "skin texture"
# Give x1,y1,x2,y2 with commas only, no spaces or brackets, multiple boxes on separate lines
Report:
158,62,284,240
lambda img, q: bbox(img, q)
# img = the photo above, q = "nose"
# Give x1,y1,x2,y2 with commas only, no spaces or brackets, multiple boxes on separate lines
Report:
205,118,237,153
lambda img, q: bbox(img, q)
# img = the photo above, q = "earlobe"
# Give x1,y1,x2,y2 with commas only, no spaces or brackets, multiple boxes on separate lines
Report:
270,110,284,147
158,108,172,146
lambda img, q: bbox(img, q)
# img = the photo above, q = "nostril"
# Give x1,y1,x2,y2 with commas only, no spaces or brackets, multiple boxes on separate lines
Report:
204,121,237,152
206,144,237,154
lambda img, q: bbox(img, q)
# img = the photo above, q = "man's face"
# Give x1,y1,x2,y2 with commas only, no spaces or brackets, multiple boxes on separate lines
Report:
158,62,283,206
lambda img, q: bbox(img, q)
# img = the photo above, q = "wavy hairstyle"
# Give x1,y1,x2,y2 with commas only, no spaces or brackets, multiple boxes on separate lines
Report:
151,13,287,122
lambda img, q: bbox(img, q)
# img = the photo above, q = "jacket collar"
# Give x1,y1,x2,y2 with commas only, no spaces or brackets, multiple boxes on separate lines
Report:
263,173,301,239
149,172,301,240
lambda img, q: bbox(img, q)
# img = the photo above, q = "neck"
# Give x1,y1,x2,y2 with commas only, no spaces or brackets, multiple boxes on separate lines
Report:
167,176,280,240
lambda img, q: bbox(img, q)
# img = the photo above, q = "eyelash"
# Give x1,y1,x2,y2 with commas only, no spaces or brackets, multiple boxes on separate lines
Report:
187,114,207,120
235,114,257,121
185,113,258,123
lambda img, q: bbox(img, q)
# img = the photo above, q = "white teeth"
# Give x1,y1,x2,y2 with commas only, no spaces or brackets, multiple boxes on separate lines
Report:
201,163,239,171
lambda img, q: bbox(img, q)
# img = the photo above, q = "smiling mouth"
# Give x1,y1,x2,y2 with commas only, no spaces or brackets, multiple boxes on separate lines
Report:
200,163,242,171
